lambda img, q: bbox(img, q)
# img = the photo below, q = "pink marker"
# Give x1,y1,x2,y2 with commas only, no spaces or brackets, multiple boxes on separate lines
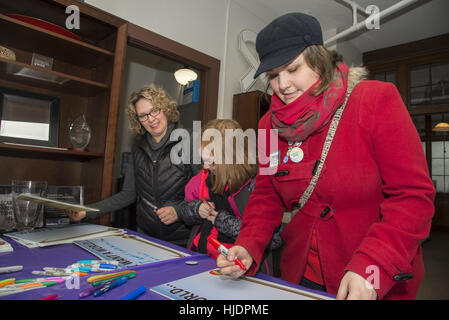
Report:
44,277,66,283
39,294,58,300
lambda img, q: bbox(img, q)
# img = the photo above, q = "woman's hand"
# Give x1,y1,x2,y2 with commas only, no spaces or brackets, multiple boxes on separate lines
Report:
206,209,218,224
65,210,86,222
216,245,253,279
198,202,214,219
155,206,178,225
336,271,378,300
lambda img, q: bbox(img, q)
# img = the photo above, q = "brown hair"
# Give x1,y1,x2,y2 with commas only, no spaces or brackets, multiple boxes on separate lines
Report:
201,119,256,195
125,84,180,136
302,45,344,96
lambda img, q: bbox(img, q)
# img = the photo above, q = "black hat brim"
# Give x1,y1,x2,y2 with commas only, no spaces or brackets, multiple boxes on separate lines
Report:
253,44,307,79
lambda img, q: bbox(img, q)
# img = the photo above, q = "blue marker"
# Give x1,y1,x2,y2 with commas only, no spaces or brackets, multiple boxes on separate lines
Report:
98,264,117,269
70,263,117,270
93,277,128,297
120,286,146,300
73,266,117,273
77,260,119,266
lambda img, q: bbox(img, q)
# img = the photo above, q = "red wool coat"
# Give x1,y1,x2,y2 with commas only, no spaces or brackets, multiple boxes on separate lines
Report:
235,80,435,300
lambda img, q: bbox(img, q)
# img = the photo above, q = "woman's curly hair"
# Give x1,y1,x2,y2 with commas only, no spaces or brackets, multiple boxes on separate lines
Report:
125,84,180,136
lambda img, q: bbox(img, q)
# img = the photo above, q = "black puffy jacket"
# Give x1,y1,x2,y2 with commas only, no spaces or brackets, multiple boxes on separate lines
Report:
133,123,199,247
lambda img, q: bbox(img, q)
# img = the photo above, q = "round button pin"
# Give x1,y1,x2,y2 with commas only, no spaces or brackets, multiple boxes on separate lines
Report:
289,147,304,163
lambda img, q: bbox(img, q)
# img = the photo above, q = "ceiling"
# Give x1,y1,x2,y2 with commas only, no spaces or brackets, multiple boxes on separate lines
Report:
236,0,449,53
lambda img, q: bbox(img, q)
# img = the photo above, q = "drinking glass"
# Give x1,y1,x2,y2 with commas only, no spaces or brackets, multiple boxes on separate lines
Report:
0,186,15,232
12,180,47,231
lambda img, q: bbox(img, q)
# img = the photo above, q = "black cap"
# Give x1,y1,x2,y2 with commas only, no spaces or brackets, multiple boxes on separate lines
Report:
254,12,323,78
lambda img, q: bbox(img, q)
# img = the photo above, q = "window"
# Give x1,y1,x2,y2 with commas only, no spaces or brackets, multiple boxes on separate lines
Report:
432,141,449,193
411,113,449,194
431,113,449,193
373,71,397,88
431,113,449,137
410,62,449,108
411,115,425,137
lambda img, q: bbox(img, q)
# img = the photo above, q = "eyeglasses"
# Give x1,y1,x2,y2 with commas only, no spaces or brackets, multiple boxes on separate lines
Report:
137,108,161,122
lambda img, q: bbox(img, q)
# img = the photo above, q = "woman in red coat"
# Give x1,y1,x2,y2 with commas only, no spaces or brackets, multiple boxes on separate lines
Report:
217,13,435,300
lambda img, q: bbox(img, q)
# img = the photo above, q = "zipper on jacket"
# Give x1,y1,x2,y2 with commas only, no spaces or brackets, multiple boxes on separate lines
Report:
152,159,160,208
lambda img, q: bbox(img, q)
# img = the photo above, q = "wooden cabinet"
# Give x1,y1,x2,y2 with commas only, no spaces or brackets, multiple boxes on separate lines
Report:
232,90,270,131
0,0,127,225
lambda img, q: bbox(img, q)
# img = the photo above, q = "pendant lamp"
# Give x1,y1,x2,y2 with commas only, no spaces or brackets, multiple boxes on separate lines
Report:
432,122,449,132
174,68,198,85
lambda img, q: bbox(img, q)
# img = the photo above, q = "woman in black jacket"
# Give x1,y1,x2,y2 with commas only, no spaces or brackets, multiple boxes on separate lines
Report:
67,84,199,247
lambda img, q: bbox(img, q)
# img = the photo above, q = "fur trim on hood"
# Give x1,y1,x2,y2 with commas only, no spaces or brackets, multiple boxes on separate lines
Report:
348,66,369,93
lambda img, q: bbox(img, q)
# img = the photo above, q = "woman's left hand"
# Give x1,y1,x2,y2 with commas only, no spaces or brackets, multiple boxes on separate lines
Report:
206,209,218,224
336,271,377,300
155,206,178,225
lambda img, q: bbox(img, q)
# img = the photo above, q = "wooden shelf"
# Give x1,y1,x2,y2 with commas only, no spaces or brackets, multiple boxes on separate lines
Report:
0,143,104,162
0,14,114,69
0,0,128,225
0,57,109,96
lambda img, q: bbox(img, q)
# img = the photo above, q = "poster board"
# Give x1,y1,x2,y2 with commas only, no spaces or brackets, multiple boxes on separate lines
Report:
151,269,334,300
75,234,190,268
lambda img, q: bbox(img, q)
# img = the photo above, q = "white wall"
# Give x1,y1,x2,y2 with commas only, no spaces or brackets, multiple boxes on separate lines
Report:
86,0,363,121
85,0,229,117
219,0,273,118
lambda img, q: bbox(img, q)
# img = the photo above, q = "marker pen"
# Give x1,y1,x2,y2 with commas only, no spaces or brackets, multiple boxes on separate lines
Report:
32,270,74,277
39,294,58,300
79,282,110,298
0,265,23,274
14,277,68,284
120,286,146,300
70,263,117,269
207,236,246,270
76,260,119,266
43,267,76,273
93,277,128,297
92,272,136,287
142,198,159,211
87,270,136,283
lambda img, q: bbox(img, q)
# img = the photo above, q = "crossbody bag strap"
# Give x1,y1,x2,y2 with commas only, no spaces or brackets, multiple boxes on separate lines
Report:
291,86,353,218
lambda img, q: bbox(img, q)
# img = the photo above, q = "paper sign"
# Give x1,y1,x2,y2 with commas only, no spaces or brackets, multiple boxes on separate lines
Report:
75,234,190,268
151,269,333,300
17,193,99,212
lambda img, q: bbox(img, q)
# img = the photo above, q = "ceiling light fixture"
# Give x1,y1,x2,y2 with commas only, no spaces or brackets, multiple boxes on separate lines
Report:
174,68,198,85
432,122,449,132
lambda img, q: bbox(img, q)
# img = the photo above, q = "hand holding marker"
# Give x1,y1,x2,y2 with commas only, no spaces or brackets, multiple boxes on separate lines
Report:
207,236,246,270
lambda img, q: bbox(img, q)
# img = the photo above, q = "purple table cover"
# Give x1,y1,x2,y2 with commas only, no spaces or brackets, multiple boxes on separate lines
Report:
0,228,335,300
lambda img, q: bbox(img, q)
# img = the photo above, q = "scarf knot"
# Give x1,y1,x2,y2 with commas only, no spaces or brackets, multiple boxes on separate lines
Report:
271,63,349,143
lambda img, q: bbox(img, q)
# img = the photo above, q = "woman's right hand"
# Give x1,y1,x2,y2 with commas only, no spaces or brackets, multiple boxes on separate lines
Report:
216,245,253,279
65,210,86,222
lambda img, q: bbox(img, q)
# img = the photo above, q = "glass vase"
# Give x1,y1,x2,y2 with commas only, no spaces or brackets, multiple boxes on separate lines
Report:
69,114,92,150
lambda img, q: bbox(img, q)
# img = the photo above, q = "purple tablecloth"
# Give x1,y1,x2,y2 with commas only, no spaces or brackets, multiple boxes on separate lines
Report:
0,228,334,300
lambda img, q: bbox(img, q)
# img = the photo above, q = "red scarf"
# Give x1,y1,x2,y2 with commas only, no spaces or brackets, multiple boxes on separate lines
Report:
270,63,349,143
